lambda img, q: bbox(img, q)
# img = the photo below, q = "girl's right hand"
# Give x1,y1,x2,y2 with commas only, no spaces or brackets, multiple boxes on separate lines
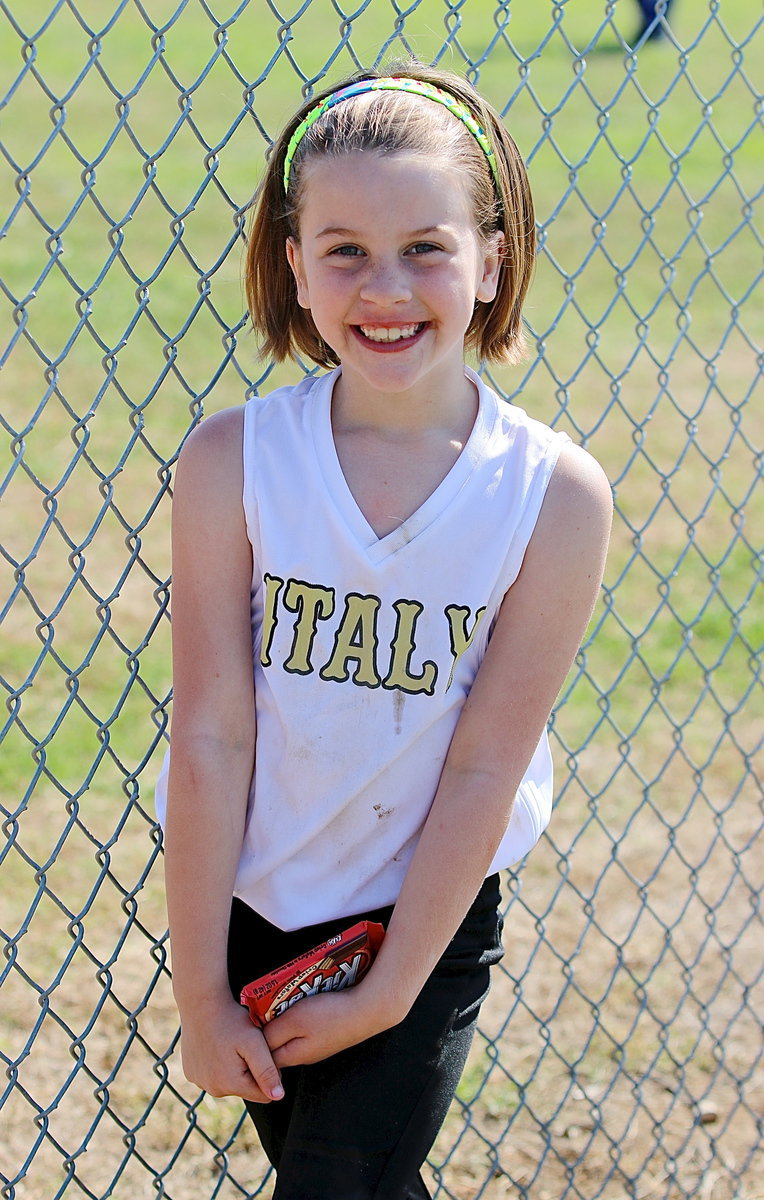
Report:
178,995,285,1104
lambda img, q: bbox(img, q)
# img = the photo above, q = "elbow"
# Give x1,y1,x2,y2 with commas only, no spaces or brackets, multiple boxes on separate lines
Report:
166,725,256,803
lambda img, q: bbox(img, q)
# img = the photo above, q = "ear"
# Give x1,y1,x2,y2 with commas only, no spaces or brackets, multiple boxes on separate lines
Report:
475,231,505,304
286,237,311,309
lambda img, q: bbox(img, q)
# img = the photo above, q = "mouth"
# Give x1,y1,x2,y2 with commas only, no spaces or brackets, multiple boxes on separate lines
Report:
353,322,428,349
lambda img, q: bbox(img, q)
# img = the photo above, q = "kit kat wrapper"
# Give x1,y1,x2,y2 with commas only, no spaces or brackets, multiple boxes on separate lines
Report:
240,920,385,1027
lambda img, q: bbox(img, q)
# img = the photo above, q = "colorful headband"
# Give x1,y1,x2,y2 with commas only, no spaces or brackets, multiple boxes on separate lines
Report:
282,76,500,194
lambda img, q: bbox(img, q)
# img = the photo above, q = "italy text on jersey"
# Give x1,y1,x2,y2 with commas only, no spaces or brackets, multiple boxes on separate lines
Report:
260,572,486,695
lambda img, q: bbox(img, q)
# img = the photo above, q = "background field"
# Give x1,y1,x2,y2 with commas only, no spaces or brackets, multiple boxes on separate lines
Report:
1,1,762,1198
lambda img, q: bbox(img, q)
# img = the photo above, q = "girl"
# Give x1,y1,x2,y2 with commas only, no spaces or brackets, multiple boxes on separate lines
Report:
157,62,612,1199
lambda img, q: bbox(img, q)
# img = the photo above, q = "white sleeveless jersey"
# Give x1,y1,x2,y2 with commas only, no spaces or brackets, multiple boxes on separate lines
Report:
156,366,569,930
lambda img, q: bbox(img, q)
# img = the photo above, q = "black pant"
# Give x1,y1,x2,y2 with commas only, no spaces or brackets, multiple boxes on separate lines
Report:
227,875,504,1200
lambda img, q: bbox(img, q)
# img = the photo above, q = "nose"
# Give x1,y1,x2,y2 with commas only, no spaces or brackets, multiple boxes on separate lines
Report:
358,257,413,305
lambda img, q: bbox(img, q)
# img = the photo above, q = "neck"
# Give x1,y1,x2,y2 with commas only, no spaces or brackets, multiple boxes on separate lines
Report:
331,368,478,441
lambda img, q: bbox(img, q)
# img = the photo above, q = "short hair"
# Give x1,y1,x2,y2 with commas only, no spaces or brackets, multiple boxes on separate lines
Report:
244,62,536,367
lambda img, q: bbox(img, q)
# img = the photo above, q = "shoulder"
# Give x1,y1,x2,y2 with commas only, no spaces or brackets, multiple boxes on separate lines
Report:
176,406,244,480
483,382,568,466
173,407,246,526
530,441,613,568
171,409,252,591
179,405,245,464
175,372,322,467
473,370,610,513
546,441,613,518
484,382,608,522
490,442,611,654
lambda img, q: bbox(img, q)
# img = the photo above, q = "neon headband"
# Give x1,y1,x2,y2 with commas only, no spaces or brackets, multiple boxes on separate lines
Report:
282,76,500,194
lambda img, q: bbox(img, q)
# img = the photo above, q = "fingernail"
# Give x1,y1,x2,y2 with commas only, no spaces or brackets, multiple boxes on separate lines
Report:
271,1083,285,1100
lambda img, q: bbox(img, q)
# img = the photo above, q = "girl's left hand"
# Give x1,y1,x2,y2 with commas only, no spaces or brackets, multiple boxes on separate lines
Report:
263,987,390,1067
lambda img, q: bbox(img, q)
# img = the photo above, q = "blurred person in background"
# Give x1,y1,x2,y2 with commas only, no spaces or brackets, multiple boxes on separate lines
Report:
633,0,675,43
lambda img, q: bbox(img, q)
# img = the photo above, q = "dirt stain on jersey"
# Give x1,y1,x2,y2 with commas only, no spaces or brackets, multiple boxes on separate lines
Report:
393,690,405,734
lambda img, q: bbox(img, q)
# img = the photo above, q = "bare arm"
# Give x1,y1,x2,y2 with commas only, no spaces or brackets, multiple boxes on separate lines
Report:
163,408,283,1103
266,442,612,1066
369,442,613,1011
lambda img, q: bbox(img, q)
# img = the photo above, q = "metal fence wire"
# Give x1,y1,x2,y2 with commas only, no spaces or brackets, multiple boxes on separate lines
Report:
1,0,762,1197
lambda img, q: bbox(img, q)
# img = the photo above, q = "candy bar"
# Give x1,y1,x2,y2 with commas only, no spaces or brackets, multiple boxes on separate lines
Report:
240,920,385,1027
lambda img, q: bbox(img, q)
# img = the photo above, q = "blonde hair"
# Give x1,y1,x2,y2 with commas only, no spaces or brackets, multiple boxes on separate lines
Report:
245,62,536,367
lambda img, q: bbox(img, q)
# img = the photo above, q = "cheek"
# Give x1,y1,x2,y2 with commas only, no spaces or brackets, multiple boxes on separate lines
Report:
445,269,483,316
307,269,351,316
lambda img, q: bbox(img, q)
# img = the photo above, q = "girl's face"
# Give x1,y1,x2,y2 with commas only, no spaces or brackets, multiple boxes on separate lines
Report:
286,151,503,409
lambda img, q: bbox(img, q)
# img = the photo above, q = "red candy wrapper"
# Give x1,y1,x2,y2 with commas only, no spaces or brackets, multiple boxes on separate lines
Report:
240,920,385,1027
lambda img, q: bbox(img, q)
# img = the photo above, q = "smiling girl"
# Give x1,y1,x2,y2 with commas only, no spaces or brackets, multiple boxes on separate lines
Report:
157,63,612,1199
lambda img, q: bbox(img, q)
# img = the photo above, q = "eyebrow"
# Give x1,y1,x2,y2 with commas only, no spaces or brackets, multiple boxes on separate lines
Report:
315,225,448,239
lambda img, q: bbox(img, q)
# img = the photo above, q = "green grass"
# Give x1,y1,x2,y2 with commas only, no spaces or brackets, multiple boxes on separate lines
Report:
1,2,762,1197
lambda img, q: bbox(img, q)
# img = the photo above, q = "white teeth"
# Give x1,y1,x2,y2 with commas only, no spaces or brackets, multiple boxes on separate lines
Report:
360,324,422,343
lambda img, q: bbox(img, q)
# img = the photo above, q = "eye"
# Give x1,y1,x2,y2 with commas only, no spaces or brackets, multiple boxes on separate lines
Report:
407,242,440,256
329,244,364,258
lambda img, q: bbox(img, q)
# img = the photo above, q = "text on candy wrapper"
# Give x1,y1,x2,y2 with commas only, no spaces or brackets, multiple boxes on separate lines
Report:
271,953,364,1019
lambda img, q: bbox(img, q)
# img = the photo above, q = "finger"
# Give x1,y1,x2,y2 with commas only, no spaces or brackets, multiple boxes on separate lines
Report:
271,1039,308,1069
239,1078,275,1105
200,1051,276,1104
263,1018,292,1052
208,1073,271,1105
263,1004,309,1050
241,1037,285,1102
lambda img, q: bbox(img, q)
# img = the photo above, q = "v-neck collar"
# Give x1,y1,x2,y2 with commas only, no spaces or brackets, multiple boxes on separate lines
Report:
310,366,498,564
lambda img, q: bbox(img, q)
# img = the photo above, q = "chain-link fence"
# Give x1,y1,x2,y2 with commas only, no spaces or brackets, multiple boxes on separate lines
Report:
1,1,761,1197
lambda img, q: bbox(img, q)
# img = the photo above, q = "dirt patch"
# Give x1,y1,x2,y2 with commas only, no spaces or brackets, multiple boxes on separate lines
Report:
2,775,760,1199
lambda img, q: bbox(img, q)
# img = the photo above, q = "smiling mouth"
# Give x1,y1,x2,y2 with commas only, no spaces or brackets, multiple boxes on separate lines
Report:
357,323,427,344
